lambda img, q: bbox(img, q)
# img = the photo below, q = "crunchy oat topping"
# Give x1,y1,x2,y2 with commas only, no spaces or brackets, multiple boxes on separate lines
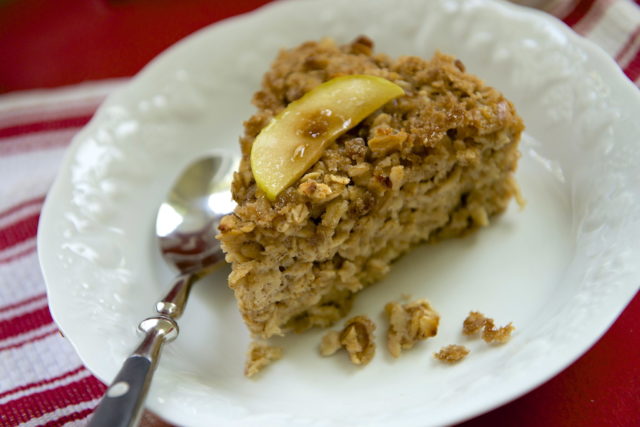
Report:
434,345,470,363
482,318,515,344
244,341,282,378
320,315,377,365
462,311,488,336
367,127,408,157
298,180,334,201
385,299,440,358
462,311,515,344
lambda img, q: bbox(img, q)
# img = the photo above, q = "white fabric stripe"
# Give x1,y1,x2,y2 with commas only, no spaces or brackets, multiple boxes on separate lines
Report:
547,0,581,18
0,333,86,392
0,128,78,156
0,101,100,131
618,26,640,67
0,237,37,263
548,0,581,17
20,397,101,427
0,369,90,405
0,147,67,213
0,79,123,113
64,416,93,427
0,322,57,349
512,0,580,17
0,296,47,322
0,251,44,305
572,0,608,35
0,201,43,230
584,0,640,58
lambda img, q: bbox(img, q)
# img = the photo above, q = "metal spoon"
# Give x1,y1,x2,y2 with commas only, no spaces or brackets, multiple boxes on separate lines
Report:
89,154,238,427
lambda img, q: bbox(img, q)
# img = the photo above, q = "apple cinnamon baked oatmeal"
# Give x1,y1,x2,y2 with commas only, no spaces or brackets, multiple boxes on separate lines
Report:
218,36,524,339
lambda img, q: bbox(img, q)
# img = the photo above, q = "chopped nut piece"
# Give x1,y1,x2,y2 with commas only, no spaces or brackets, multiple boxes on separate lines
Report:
434,345,470,363
386,299,439,358
319,315,376,365
244,341,282,378
462,311,488,336
341,315,376,365
482,319,515,344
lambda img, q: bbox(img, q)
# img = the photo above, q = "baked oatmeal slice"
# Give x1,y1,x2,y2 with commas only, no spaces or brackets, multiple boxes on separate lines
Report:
219,36,524,339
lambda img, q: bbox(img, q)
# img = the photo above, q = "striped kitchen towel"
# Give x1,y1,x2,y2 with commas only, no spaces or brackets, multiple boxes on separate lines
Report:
0,82,117,427
0,1,638,426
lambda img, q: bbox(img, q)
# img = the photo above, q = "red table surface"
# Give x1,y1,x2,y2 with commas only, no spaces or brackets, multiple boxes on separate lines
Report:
1,0,638,426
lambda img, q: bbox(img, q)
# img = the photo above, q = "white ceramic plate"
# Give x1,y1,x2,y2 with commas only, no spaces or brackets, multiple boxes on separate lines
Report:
39,0,640,425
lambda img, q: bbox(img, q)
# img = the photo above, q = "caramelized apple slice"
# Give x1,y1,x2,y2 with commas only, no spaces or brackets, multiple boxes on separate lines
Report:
250,75,404,200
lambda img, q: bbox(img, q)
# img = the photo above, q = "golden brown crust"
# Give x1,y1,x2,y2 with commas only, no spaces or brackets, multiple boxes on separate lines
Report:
219,36,524,339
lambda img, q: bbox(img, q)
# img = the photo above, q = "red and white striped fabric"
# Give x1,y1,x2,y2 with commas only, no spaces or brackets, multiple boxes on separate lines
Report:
0,1,638,426
0,82,119,427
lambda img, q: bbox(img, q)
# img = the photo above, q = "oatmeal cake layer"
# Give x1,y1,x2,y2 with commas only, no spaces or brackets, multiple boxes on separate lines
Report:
219,37,524,338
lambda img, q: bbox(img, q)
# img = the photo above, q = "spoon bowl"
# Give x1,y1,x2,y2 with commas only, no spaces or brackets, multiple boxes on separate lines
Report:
157,156,237,275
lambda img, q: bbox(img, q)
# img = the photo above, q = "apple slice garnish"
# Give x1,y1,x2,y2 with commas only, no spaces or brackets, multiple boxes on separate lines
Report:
250,75,405,200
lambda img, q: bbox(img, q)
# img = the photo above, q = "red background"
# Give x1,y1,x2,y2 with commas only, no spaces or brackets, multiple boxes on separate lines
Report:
0,0,638,426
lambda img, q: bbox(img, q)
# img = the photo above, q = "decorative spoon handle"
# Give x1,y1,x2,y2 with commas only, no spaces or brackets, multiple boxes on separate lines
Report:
88,317,178,427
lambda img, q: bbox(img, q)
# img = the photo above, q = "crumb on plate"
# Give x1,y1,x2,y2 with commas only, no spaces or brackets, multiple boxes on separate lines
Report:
462,311,515,344
462,311,488,336
386,299,439,358
244,341,282,378
481,318,515,344
434,344,470,363
320,315,376,365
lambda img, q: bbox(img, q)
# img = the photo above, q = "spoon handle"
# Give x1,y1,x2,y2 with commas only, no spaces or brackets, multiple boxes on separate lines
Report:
88,317,178,427
156,273,196,319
